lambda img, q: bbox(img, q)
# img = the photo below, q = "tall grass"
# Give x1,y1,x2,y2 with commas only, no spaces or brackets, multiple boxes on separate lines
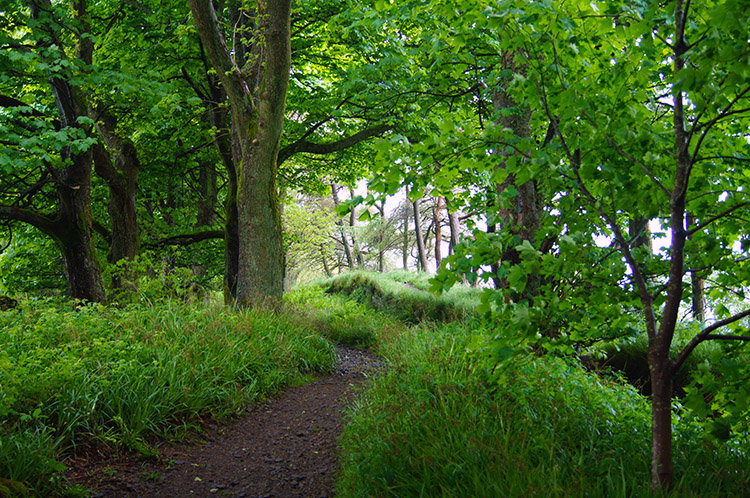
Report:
0,297,337,495
333,273,750,498
284,284,399,348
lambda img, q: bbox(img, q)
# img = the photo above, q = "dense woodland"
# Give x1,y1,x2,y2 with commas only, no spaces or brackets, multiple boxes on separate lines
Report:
1,0,750,495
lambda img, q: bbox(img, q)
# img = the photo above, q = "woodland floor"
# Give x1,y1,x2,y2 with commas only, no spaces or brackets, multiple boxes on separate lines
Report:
64,346,383,498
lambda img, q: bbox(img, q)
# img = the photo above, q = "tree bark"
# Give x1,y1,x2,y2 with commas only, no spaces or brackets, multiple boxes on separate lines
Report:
24,0,106,302
649,2,690,490
196,159,218,227
447,202,461,256
349,188,365,268
433,196,445,271
330,184,355,269
190,0,291,309
492,52,539,298
90,115,140,277
413,198,429,272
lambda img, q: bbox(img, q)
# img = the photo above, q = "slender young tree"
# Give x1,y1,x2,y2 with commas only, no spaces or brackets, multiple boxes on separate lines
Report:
412,197,429,272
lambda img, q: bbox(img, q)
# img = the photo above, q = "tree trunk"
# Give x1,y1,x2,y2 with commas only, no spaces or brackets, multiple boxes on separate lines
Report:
76,1,138,291
207,72,239,303
413,198,429,272
53,210,106,303
649,345,674,491
27,0,106,302
492,55,539,299
447,203,460,256
233,4,289,309
223,148,240,302
190,0,292,309
51,123,106,302
377,200,386,272
686,213,706,322
402,205,410,269
331,184,355,269
321,245,333,278
649,2,690,490
433,196,445,271
196,159,218,227
90,106,140,290
349,188,365,268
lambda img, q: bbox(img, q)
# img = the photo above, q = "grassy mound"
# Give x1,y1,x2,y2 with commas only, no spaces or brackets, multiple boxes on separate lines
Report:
324,271,480,324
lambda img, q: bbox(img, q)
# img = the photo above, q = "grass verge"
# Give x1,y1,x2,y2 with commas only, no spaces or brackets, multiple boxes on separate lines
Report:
0,296,337,496
332,273,750,498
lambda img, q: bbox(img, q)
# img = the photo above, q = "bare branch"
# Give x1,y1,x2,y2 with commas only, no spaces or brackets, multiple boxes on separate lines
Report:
687,201,750,236
144,229,224,248
278,123,391,166
673,308,750,373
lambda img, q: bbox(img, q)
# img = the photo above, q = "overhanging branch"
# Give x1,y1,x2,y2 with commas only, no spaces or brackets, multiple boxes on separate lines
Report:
145,229,224,248
673,308,750,373
277,123,391,166
0,204,57,238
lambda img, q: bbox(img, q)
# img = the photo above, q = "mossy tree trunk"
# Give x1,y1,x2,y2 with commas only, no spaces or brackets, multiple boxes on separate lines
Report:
4,0,108,303
190,0,291,309
492,58,539,299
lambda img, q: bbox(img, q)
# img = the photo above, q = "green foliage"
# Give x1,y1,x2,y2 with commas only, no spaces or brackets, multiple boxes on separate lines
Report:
355,2,750,489
589,330,716,397
283,194,339,285
103,250,219,305
683,341,750,444
0,425,59,495
0,225,65,296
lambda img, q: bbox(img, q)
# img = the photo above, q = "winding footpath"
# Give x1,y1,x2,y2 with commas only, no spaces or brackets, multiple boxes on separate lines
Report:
65,347,382,498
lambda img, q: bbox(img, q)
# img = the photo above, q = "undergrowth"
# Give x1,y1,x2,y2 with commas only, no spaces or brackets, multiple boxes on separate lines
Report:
0,296,338,496
284,284,398,348
331,272,750,498
337,323,750,497
4,271,746,497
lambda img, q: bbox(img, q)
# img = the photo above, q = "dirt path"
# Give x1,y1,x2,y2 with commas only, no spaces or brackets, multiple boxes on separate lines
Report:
65,346,382,498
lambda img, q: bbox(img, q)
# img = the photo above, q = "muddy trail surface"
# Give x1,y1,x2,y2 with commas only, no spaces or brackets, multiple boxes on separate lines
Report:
65,346,383,498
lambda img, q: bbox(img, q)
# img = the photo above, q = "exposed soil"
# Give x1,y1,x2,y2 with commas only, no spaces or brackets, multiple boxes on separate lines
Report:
64,346,383,498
